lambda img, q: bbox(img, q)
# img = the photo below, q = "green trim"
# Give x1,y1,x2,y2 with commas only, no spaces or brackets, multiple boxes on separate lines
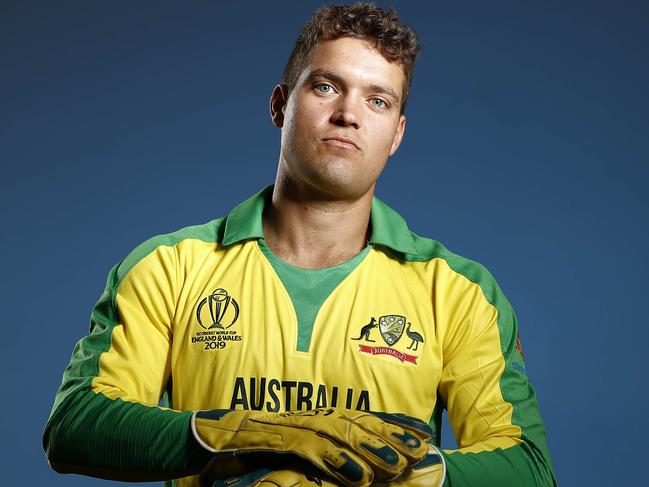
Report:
47,262,121,417
257,240,369,352
368,197,417,254
118,217,227,282
428,396,445,447
222,186,269,246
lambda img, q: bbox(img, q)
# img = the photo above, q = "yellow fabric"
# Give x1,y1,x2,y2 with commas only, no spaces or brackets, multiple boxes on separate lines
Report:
90,238,522,486
434,258,522,454
92,244,176,405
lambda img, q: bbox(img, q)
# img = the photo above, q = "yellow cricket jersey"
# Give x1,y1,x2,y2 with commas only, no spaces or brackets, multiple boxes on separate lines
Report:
43,186,556,486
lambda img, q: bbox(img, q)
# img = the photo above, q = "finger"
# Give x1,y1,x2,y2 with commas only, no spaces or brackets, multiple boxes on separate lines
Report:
209,467,338,487
200,452,294,485
206,467,272,487
343,412,430,468
194,410,374,486
255,410,409,481
370,411,433,440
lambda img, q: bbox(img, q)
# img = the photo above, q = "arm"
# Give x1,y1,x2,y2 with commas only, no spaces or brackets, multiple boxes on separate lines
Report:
437,259,556,487
42,243,210,481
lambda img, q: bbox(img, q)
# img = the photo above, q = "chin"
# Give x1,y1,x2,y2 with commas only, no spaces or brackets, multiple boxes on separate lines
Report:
283,151,376,200
307,172,373,201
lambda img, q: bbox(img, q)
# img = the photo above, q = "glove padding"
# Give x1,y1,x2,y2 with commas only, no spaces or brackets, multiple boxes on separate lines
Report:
375,444,446,486
206,445,445,487
192,408,432,486
206,462,339,487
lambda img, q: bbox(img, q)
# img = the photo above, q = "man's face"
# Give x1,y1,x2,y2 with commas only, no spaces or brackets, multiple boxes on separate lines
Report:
272,37,406,201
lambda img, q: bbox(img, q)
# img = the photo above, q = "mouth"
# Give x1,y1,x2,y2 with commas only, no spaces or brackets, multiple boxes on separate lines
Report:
321,136,360,151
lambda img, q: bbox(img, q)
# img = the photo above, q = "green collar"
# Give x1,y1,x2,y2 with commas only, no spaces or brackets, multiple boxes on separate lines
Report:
221,186,269,245
222,185,418,255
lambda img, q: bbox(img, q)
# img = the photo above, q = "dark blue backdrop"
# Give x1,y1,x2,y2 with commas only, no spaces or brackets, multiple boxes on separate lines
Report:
2,1,647,485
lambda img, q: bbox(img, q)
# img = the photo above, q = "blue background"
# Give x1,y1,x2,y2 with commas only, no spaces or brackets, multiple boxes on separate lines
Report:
2,1,647,485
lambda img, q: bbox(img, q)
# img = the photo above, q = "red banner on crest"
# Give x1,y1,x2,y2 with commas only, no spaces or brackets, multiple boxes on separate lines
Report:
358,345,417,364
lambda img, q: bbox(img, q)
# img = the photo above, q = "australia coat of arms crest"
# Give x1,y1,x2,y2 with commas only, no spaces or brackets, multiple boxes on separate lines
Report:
351,314,424,364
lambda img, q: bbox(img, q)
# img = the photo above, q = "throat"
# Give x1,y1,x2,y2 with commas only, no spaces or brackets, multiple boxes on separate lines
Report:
262,179,374,269
264,239,368,269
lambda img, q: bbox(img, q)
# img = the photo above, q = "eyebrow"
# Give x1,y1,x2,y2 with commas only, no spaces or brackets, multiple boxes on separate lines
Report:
305,68,401,104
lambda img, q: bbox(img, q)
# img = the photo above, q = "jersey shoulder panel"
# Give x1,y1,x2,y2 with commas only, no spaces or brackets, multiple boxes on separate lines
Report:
116,217,227,283
393,231,514,361
402,231,506,305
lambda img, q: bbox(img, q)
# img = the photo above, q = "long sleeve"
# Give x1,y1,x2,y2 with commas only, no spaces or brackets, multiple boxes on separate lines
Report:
42,241,210,481
435,257,556,486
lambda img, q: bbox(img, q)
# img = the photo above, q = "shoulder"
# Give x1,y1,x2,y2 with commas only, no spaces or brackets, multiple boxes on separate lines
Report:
370,194,507,308
398,231,509,312
395,232,519,355
115,217,227,283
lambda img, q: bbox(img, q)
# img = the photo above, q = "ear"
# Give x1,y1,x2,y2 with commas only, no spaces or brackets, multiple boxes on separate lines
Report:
389,115,406,156
269,84,289,128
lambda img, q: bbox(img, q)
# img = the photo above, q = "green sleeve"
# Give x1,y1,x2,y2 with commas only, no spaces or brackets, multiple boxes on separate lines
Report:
442,442,555,487
43,389,209,481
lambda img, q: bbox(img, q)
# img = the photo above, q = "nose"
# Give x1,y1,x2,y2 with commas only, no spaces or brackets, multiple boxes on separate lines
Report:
329,95,361,128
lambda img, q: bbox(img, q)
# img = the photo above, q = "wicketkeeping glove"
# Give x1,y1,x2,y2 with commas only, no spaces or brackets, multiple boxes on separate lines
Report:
191,408,432,486
206,445,445,487
206,463,339,487
374,444,446,486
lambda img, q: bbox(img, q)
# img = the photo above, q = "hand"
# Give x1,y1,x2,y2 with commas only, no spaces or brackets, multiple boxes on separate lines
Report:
204,445,445,487
192,408,432,486
205,462,339,487
374,444,445,486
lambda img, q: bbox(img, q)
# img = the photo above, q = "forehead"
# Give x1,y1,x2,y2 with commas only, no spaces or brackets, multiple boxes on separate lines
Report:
301,37,405,94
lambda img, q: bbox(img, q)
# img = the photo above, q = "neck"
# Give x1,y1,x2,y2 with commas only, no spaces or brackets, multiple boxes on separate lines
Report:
263,176,374,269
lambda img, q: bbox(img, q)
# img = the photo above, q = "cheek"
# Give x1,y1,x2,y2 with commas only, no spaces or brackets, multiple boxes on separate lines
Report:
282,105,305,146
371,121,400,152
285,105,311,138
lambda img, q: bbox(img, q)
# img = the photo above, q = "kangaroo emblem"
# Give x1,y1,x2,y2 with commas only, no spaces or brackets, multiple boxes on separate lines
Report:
351,317,378,342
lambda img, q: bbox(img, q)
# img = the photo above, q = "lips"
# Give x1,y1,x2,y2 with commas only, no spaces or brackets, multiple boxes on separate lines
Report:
322,136,360,150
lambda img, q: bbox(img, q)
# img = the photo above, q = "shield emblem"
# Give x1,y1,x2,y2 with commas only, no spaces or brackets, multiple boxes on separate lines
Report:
379,315,406,346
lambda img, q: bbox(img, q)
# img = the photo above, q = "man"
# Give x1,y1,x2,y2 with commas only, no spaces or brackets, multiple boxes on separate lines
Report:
43,3,556,486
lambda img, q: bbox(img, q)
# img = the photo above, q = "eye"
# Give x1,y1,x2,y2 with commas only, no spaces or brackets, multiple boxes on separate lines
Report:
370,98,387,109
314,83,334,94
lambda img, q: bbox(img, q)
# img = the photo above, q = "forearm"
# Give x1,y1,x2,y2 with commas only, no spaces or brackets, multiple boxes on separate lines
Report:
43,388,211,481
441,440,556,487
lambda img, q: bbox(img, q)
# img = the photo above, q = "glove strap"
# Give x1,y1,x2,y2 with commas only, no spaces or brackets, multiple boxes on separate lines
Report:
192,410,218,453
414,444,446,486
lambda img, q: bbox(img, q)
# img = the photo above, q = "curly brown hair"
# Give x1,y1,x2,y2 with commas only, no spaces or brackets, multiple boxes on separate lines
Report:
282,2,421,113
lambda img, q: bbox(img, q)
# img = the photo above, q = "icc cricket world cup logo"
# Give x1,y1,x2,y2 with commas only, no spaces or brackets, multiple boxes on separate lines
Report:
196,288,240,329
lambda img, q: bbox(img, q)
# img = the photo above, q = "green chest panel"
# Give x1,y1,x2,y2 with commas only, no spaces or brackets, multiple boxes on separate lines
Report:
257,239,370,352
